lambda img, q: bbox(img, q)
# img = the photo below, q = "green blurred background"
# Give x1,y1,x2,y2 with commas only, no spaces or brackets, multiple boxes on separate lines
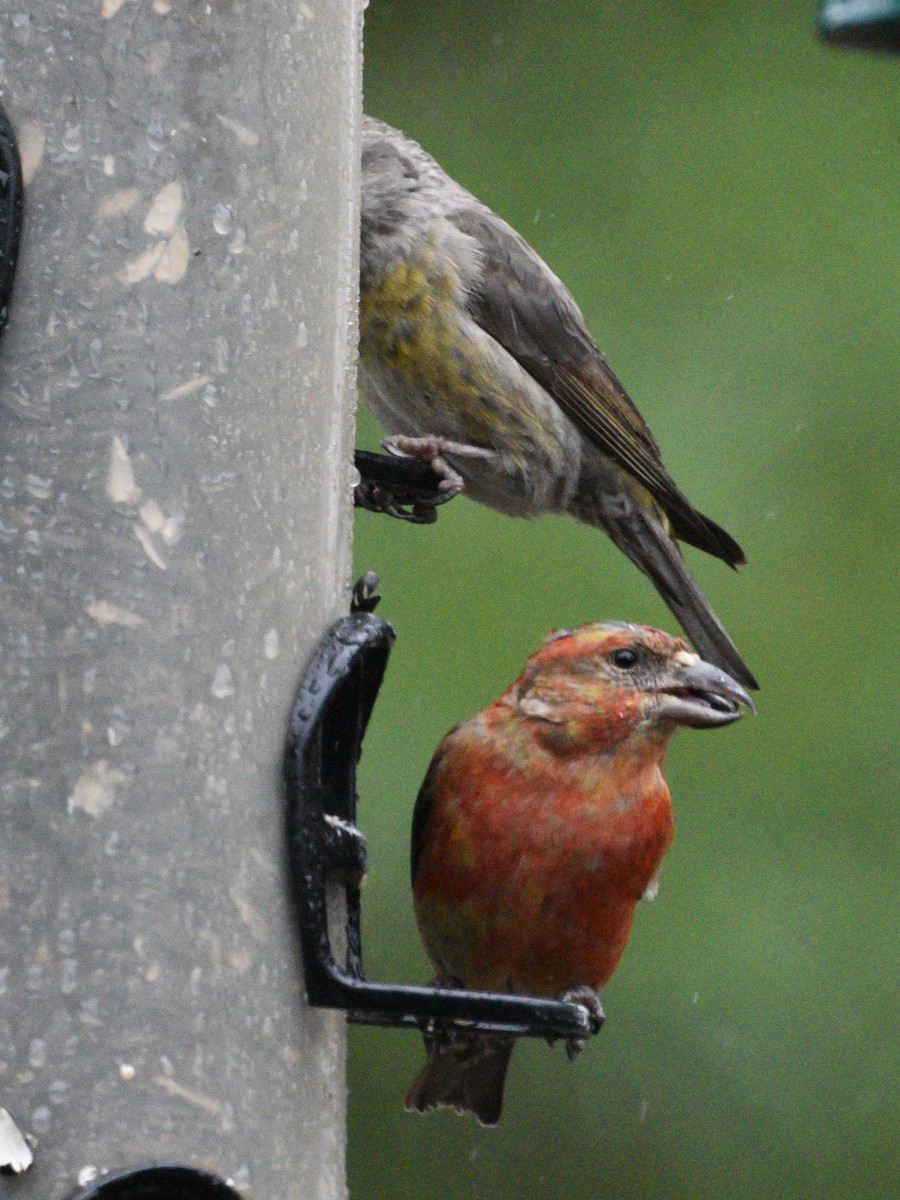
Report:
349,3,898,1196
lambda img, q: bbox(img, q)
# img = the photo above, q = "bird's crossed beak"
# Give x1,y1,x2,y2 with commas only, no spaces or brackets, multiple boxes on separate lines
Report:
656,657,756,729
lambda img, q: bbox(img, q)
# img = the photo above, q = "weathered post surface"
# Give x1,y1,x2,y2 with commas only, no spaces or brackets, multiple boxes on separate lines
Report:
0,2,362,1196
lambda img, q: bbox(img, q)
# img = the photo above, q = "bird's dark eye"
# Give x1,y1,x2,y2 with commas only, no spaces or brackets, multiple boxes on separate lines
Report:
610,647,638,669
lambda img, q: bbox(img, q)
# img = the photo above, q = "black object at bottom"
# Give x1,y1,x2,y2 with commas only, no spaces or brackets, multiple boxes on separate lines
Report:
284,611,594,1044
69,1164,245,1199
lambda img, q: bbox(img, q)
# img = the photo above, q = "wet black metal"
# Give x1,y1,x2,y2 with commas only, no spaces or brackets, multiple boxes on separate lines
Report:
284,612,594,1043
353,449,451,523
0,101,23,338
68,1164,245,1199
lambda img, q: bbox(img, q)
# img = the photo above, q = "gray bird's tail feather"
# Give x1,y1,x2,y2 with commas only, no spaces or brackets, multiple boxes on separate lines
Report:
597,500,758,691
405,1035,514,1126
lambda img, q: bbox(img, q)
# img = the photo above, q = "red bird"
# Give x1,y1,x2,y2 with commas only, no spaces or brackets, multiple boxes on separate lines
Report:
407,621,753,1124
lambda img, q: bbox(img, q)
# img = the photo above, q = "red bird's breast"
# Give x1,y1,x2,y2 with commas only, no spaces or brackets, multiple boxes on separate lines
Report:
412,718,675,998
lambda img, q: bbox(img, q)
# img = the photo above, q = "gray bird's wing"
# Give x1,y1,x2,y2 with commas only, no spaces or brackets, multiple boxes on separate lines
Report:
451,205,744,566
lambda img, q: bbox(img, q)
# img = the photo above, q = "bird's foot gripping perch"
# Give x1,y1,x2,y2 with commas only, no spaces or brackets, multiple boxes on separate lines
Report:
382,435,496,499
354,448,450,524
354,436,495,524
558,986,606,1060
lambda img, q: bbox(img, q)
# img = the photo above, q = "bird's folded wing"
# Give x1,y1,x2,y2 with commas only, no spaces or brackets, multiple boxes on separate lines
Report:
451,205,744,566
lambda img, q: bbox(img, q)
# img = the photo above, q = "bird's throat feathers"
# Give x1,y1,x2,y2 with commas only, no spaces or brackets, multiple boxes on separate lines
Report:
498,674,671,767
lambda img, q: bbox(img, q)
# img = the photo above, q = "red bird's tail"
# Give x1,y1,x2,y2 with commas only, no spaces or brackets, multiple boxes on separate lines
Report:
405,1035,514,1126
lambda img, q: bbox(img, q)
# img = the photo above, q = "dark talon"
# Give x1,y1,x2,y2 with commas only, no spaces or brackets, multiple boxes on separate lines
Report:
559,985,605,1059
351,571,382,614
408,502,440,524
354,450,450,523
419,975,467,1051
380,434,495,503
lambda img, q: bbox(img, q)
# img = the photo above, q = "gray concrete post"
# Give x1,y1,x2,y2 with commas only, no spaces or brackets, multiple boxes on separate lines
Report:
0,2,362,1196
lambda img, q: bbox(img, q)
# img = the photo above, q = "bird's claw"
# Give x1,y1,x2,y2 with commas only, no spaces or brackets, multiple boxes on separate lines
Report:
353,449,453,522
558,985,605,1059
350,571,382,614
420,975,467,1051
381,435,495,500
354,480,441,524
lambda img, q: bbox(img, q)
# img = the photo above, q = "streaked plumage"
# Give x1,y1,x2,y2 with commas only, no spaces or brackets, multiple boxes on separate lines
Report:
359,117,757,689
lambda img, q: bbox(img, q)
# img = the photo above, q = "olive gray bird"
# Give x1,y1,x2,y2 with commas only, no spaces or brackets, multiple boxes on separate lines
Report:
358,116,757,690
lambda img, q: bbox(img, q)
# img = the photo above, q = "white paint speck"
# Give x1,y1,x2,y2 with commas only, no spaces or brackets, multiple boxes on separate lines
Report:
18,121,45,185
160,511,185,546
673,649,701,668
0,1107,33,1174
518,695,555,720
211,664,235,699
143,181,183,236
153,226,190,284
106,436,141,504
68,760,127,818
213,204,234,236
216,114,260,146
161,374,210,402
139,499,166,533
96,187,140,220
133,524,167,570
120,240,167,285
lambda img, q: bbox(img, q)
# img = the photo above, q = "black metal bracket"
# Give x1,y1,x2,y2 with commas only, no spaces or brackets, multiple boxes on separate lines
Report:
284,606,594,1043
0,100,23,340
353,449,451,524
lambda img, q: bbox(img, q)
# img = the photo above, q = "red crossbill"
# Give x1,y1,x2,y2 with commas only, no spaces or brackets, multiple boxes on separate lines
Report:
359,116,757,690
406,621,752,1124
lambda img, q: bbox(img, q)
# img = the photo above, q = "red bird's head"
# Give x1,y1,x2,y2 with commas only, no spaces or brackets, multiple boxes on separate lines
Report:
500,621,754,758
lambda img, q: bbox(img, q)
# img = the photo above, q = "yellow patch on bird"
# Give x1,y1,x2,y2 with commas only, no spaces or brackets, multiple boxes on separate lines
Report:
518,694,558,721
415,893,489,983
673,649,700,668
518,874,550,918
360,247,562,450
359,252,494,421
447,816,477,873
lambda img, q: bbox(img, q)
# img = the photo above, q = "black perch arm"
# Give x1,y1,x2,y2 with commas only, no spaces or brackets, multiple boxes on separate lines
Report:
353,449,454,523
